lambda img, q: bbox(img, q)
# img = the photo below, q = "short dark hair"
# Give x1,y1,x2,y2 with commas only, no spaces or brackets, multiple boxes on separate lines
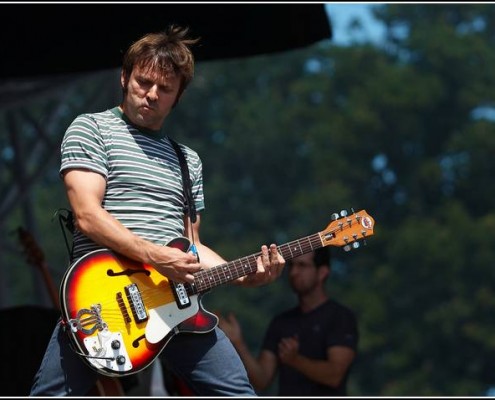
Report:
287,247,331,269
313,246,331,268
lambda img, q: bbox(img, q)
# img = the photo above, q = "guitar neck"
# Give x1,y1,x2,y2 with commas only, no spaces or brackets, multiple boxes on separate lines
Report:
191,232,323,293
188,209,375,295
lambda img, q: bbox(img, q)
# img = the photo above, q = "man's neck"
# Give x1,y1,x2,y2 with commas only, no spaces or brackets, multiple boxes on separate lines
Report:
298,290,328,313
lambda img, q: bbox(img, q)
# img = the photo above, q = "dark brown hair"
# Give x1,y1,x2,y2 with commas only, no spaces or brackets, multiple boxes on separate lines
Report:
313,246,331,268
287,247,331,269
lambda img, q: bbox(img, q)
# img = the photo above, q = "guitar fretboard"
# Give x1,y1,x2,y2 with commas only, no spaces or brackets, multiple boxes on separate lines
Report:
189,232,323,294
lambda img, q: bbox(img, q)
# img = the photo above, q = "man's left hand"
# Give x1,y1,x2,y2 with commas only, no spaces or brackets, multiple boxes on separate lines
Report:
237,244,285,287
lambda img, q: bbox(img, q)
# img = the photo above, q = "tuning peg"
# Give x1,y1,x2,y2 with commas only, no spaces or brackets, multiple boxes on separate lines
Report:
331,213,340,221
343,245,352,252
340,209,348,217
352,241,360,249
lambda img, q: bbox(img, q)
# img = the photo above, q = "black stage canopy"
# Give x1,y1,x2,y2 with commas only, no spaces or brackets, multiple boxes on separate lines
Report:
0,3,332,80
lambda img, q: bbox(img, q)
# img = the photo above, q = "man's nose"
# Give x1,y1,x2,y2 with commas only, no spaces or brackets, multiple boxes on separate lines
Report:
147,85,159,101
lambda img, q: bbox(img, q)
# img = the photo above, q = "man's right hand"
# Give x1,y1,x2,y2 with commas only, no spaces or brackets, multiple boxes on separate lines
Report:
218,312,243,346
148,245,202,283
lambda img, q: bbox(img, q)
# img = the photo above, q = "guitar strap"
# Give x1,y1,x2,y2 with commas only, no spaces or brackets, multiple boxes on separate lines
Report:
168,137,197,224
168,137,200,261
53,208,75,261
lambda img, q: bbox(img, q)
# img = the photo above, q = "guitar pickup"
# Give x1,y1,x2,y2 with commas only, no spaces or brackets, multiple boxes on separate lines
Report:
125,283,148,322
171,281,191,309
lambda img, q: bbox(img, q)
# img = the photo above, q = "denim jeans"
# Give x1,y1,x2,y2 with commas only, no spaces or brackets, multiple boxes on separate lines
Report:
30,320,255,396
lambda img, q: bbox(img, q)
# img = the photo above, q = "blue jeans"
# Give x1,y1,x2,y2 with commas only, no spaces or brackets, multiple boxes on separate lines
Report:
30,320,255,396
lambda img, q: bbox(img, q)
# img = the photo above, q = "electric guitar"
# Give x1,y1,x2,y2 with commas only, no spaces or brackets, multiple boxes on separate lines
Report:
60,209,375,377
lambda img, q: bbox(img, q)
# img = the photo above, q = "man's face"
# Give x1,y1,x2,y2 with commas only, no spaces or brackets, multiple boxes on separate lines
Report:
287,252,320,295
121,64,181,131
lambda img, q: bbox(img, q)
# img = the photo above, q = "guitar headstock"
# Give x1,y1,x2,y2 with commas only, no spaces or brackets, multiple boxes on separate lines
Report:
319,209,375,251
17,226,45,269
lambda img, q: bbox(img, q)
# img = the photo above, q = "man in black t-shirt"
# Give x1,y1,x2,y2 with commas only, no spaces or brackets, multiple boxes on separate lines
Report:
218,247,358,396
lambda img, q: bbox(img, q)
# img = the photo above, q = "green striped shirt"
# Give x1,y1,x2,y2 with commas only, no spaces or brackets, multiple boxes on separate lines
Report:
60,107,204,260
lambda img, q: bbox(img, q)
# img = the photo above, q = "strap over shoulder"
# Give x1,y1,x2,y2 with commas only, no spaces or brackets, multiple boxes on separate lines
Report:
168,138,197,224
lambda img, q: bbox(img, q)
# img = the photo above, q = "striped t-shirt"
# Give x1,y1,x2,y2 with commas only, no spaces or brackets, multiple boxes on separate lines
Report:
60,106,205,261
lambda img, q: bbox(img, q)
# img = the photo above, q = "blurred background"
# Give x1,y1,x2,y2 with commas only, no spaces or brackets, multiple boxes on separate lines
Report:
1,2,495,396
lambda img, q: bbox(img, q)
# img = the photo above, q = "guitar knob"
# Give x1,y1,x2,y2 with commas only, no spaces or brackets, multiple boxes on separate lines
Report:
111,340,121,350
331,213,340,221
116,355,126,365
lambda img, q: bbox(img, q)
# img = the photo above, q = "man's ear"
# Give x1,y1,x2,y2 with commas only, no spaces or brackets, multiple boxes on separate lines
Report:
120,70,127,90
319,265,330,281
173,87,185,108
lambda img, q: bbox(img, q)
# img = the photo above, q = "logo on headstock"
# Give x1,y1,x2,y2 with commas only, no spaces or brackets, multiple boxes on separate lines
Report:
361,216,373,230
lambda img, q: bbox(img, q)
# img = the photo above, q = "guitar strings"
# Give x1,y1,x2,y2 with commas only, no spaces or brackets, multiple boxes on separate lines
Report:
68,220,359,329
69,284,174,327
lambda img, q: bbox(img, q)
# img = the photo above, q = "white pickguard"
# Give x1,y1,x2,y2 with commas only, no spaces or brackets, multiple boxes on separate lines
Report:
145,294,200,343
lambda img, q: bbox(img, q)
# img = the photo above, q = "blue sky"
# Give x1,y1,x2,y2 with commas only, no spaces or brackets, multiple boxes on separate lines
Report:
324,3,386,45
